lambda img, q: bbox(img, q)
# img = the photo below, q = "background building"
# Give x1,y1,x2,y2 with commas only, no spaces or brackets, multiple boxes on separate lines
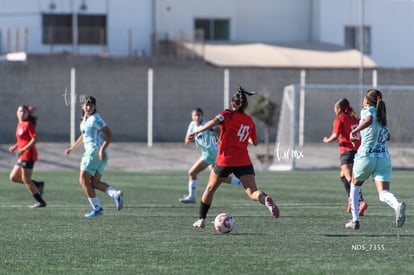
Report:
1,0,414,67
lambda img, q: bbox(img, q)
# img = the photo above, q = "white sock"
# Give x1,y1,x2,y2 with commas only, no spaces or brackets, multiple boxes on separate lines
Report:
188,179,197,198
230,176,242,187
379,190,400,210
88,197,101,210
105,186,117,197
350,183,361,222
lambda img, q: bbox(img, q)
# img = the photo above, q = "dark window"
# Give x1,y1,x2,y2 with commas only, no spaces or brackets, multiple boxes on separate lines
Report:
214,20,229,40
345,26,371,54
194,18,230,41
42,14,106,45
42,14,72,44
78,15,106,45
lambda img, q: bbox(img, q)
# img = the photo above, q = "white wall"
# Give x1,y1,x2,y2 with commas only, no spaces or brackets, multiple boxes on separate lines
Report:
234,0,311,43
106,0,153,56
155,0,311,43
317,0,414,68
155,0,236,40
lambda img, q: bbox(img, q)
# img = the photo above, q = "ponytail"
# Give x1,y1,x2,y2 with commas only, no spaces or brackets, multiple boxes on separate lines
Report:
232,86,257,112
335,98,359,120
365,89,387,126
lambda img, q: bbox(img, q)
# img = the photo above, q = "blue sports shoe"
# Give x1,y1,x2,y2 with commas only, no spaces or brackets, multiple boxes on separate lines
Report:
114,190,124,211
84,207,104,218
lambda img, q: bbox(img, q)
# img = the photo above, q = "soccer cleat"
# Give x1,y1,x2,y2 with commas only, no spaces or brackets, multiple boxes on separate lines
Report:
29,202,46,208
114,190,124,211
84,207,104,218
345,220,360,230
179,196,196,203
192,218,205,228
359,200,368,216
396,202,406,228
265,196,280,218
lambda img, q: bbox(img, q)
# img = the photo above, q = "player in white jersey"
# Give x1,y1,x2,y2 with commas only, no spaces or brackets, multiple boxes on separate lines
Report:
65,96,124,217
179,108,242,203
346,89,406,230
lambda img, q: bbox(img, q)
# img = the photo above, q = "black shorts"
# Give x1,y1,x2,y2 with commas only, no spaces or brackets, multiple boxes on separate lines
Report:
17,159,35,169
339,151,357,166
213,164,255,178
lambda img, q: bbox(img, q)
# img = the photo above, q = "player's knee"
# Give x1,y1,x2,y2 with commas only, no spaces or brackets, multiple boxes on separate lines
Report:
9,174,17,182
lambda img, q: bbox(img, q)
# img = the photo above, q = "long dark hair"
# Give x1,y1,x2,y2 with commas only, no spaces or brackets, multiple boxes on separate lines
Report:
365,89,387,126
232,86,256,113
22,105,37,126
335,98,358,120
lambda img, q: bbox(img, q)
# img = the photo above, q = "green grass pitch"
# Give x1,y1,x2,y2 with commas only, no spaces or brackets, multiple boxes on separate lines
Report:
0,170,412,274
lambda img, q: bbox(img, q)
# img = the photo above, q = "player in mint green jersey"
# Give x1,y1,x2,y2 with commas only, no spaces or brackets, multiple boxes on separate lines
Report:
65,96,123,217
179,108,242,203
346,89,406,230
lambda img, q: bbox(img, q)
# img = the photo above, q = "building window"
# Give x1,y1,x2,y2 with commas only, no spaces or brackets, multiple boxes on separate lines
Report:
345,26,371,54
194,19,230,41
78,15,106,45
42,14,106,45
42,14,72,44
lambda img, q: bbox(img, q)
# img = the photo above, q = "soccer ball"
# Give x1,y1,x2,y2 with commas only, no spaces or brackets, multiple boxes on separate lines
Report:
214,213,235,234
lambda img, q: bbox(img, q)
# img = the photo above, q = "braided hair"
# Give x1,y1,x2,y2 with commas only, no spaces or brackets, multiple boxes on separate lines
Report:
232,86,257,113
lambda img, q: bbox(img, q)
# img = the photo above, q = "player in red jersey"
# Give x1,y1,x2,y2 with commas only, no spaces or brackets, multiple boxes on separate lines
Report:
9,105,46,208
323,98,367,215
191,87,279,229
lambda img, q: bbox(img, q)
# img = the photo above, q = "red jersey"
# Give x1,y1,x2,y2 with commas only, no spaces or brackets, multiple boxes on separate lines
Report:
215,110,257,166
16,121,38,161
332,113,360,154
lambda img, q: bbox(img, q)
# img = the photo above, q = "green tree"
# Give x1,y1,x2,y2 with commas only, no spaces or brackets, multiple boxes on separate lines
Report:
250,93,278,164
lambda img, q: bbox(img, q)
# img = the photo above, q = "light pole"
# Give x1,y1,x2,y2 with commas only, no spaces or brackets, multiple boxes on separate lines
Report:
359,0,365,99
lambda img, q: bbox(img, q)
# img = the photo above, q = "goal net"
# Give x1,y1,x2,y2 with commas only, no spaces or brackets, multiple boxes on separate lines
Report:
270,84,414,170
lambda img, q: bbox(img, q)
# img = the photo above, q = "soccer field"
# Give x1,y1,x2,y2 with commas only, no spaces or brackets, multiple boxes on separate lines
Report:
0,170,412,274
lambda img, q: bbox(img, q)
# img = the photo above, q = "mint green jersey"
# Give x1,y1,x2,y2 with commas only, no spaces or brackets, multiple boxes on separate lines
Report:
186,119,218,154
356,106,390,158
80,112,107,152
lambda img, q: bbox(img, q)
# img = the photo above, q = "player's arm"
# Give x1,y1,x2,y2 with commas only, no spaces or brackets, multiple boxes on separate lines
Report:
248,137,258,146
8,143,18,153
323,132,338,143
17,136,38,156
65,135,84,155
99,126,112,160
184,132,192,145
189,118,219,139
350,114,372,143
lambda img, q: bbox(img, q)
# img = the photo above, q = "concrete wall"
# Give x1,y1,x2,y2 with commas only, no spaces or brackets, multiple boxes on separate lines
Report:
1,56,414,144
